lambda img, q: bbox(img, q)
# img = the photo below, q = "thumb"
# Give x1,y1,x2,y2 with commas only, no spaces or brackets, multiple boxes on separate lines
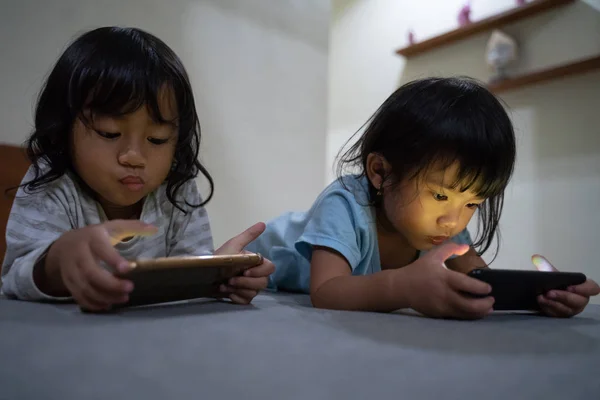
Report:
218,222,266,254
427,242,470,263
102,219,158,246
531,254,558,272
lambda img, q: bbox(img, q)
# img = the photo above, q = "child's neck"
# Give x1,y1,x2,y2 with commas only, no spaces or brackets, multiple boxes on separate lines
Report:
100,200,144,221
376,210,418,270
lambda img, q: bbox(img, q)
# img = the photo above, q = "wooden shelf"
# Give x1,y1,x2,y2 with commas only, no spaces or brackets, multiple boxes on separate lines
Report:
395,0,575,57
487,55,600,93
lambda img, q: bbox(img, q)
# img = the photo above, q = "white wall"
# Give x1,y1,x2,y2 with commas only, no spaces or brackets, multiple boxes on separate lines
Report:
329,0,600,301
0,0,329,247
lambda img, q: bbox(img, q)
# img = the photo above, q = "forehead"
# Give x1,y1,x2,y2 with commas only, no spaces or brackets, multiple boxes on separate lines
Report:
421,162,484,197
154,85,178,119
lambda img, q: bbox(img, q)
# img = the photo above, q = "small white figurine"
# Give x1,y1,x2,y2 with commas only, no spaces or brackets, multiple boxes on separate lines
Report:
485,29,518,82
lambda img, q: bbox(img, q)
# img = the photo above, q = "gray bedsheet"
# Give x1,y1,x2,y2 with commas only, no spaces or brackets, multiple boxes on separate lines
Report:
0,293,598,400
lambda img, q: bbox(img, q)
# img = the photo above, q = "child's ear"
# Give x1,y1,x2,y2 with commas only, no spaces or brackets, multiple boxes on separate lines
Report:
366,153,391,190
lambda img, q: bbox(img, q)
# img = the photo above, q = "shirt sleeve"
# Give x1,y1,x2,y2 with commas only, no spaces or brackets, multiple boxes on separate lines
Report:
295,192,365,271
1,181,73,301
166,180,214,257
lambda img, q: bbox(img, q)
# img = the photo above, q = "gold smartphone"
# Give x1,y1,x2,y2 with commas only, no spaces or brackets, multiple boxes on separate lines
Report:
109,253,263,309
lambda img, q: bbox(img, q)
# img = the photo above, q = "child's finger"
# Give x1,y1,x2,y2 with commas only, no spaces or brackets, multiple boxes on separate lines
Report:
79,290,111,311
77,294,109,312
228,292,254,305
538,295,574,317
538,303,560,318
449,291,495,319
89,238,131,273
446,269,492,296
69,268,110,310
231,288,258,301
217,222,266,254
229,276,269,291
531,254,558,272
75,254,129,306
569,280,600,297
82,256,134,296
428,242,470,263
243,261,275,278
545,290,588,310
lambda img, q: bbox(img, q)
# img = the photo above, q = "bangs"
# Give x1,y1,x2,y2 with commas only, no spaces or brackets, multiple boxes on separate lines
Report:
399,87,515,200
66,27,191,127
418,150,512,200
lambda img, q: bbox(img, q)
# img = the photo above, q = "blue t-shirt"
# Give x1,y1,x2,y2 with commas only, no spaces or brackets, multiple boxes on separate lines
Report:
246,175,473,293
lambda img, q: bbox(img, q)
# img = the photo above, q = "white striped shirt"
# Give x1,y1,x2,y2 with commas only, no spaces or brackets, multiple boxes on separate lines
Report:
1,166,213,301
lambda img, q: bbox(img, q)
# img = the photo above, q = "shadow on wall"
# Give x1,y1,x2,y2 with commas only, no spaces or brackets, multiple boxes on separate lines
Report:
204,0,330,51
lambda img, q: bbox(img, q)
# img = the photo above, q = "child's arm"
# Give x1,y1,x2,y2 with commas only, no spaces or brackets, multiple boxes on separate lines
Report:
309,243,494,318
2,189,72,300
309,246,408,312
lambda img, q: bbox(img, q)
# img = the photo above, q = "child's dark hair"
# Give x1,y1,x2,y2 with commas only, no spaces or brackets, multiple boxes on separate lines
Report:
22,26,213,210
337,76,516,257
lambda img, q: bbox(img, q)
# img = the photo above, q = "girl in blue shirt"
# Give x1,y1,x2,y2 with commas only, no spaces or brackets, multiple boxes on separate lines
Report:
248,76,599,319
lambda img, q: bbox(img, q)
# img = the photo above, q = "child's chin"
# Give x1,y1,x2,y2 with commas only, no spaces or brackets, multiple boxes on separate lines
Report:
411,239,435,252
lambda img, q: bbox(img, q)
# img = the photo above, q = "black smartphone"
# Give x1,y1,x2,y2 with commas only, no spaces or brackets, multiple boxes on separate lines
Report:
467,268,587,311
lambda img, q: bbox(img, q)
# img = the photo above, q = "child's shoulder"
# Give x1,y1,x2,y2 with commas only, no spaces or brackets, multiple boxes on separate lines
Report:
17,164,83,201
304,174,373,223
316,174,371,206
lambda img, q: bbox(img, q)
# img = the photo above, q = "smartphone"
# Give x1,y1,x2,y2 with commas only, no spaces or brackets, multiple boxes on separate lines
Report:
467,268,587,311
108,253,264,309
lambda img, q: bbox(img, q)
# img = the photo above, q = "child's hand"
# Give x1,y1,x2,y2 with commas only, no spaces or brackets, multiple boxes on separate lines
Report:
215,222,275,305
43,220,158,311
532,254,600,318
402,243,494,319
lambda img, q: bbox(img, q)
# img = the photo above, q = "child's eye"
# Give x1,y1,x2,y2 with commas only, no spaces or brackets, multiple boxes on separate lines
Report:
466,203,480,209
95,130,120,139
147,137,170,145
432,192,448,201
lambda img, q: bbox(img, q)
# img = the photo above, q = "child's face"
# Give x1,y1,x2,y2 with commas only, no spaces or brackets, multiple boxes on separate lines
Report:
71,93,178,211
381,162,485,251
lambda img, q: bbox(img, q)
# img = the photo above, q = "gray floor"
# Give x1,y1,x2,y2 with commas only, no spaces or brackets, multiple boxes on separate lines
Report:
1,293,599,400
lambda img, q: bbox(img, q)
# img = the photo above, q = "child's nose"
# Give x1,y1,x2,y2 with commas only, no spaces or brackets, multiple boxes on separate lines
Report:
118,145,146,167
438,210,460,230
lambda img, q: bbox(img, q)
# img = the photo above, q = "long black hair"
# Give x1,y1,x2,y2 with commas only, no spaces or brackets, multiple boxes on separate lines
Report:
337,77,516,257
22,26,213,210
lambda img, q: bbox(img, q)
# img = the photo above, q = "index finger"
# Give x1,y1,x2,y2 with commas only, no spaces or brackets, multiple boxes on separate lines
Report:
218,222,266,254
448,291,495,319
89,235,131,273
569,279,600,297
446,269,492,296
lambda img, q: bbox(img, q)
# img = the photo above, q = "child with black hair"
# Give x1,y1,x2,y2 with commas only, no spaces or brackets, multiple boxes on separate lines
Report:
1,26,274,311
247,76,599,319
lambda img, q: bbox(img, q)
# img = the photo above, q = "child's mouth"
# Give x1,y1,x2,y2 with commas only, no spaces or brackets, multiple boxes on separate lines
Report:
119,176,145,191
429,236,449,245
